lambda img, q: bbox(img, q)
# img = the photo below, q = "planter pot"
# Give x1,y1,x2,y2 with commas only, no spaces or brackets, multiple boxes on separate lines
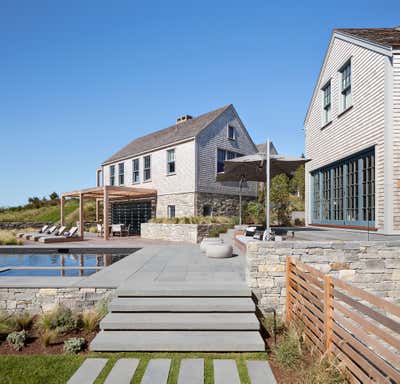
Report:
206,244,233,259
200,237,223,252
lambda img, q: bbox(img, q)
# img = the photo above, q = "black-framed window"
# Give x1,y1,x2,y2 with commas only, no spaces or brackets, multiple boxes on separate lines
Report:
143,155,151,181
110,165,115,186
312,173,320,220
340,61,352,110
167,205,175,218
322,169,331,220
346,158,358,221
362,153,375,221
228,125,236,140
322,81,331,124
167,149,176,174
132,158,140,184
333,165,343,220
118,162,124,185
217,149,226,173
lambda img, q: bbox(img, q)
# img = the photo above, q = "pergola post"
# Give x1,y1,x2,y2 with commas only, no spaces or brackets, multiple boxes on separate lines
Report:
60,196,65,226
95,199,100,223
103,186,109,240
79,192,84,238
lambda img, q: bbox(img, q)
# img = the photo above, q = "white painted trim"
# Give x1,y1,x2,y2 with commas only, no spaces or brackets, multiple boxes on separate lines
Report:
383,55,394,234
304,32,392,126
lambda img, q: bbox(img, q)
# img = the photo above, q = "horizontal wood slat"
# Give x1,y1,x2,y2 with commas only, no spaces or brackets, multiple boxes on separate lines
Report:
286,256,400,383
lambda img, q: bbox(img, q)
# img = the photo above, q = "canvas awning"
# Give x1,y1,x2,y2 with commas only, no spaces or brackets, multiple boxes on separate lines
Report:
61,186,157,240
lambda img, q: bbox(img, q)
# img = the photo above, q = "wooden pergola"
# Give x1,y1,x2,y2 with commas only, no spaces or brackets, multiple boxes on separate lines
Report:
61,186,157,240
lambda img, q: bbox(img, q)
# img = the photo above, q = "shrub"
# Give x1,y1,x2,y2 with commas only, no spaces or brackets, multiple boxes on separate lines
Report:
0,230,23,245
80,310,101,332
148,216,236,226
0,312,18,336
63,337,85,354
294,218,305,226
13,312,34,331
95,298,109,320
275,325,303,369
38,305,78,334
7,330,27,351
261,314,285,339
245,201,265,224
301,354,347,384
40,330,59,347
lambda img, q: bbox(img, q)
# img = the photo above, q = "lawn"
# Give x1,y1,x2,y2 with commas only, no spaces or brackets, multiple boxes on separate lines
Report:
0,352,268,384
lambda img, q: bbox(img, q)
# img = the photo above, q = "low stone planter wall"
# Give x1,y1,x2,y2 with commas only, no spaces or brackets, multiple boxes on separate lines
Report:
0,287,114,313
246,240,400,314
141,223,228,243
0,222,49,230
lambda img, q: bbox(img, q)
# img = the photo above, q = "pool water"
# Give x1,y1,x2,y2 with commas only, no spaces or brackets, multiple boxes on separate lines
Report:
0,253,128,277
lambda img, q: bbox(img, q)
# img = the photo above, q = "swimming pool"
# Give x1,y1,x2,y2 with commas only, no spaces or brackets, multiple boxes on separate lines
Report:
0,252,129,277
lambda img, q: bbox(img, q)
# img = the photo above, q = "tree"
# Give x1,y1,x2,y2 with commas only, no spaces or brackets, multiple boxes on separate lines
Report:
49,192,59,201
28,197,42,209
289,165,305,200
270,173,291,225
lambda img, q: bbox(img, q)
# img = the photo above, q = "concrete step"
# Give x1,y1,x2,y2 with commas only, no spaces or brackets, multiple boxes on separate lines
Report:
109,297,256,312
178,359,204,384
104,358,139,384
141,359,171,384
90,331,265,351
100,313,260,330
246,360,277,384
116,283,251,297
214,360,240,384
67,358,108,384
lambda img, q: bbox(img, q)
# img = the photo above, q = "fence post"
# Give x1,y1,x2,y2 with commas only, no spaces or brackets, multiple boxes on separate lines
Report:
324,275,333,353
285,257,292,324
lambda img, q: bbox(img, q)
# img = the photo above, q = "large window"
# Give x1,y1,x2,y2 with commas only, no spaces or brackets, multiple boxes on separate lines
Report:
167,205,175,218
143,155,151,181
340,61,352,111
167,149,176,174
217,149,243,173
311,148,375,227
118,162,124,185
132,159,140,184
322,81,331,124
110,165,115,186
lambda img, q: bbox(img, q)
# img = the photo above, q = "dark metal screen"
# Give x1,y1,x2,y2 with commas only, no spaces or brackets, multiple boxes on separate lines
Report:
111,201,152,235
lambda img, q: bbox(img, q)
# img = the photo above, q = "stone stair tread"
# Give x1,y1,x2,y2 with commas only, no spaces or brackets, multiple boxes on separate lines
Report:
214,360,240,384
141,359,171,384
90,331,265,351
67,358,108,384
116,282,251,297
246,360,277,384
178,359,204,384
104,358,139,384
109,297,255,312
100,313,260,330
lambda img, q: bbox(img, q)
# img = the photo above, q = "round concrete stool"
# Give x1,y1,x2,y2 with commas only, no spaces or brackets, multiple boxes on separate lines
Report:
206,243,233,258
200,237,223,252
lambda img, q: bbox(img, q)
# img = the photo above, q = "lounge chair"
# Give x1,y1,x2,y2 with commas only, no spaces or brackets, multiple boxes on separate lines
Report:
39,227,79,243
25,225,58,240
96,224,103,237
18,224,49,239
32,225,66,241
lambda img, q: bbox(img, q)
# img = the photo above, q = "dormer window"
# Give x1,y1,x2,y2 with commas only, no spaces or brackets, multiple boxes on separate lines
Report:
228,125,236,140
340,60,352,111
322,81,331,125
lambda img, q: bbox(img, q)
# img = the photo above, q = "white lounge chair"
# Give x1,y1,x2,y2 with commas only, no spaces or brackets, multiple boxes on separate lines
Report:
39,227,79,243
25,225,58,240
18,224,49,239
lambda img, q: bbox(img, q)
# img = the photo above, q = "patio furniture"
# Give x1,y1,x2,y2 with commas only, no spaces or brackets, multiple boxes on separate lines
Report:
200,237,223,252
120,224,131,237
97,224,103,237
27,225,59,240
18,224,49,239
206,244,233,258
111,224,129,237
39,226,79,243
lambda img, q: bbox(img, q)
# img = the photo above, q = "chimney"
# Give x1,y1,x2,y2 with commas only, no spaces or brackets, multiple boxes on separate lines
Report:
176,115,193,124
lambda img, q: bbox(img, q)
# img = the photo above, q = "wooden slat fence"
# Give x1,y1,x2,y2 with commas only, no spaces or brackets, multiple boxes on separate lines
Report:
286,256,400,383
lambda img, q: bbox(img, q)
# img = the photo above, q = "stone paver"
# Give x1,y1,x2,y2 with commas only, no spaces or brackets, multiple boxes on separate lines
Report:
104,358,139,384
246,360,277,384
141,359,171,384
177,359,204,384
67,358,108,384
213,359,240,384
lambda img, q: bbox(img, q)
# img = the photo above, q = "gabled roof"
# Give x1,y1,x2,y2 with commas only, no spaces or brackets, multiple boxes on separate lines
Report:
336,27,400,47
103,105,231,164
256,142,278,155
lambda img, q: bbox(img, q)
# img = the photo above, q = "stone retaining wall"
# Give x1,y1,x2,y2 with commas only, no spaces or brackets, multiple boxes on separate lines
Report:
0,222,49,230
246,240,400,314
0,287,114,313
141,223,228,243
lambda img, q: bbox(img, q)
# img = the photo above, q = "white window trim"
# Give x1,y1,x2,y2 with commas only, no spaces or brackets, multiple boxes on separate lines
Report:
166,148,176,175
143,154,152,182
321,80,332,127
132,158,140,184
227,124,236,140
118,162,125,185
109,165,115,186
338,58,353,114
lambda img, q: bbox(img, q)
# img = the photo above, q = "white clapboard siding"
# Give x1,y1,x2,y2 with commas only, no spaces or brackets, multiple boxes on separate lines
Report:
392,52,400,229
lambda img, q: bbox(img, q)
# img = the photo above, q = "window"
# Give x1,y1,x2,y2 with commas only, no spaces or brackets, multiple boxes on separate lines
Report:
362,153,375,222
96,169,103,187
132,159,140,184
321,169,331,220
118,162,124,185
110,165,115,186
312,173,320,220
143,155,151,181
217,149,226,173
167,149,176,174
167,205,175,218
333,165,343,220
322,81,331,124
227,151,236,160
346,158,358,221
340,61,352,111
203,205,212,216
228,125,236,140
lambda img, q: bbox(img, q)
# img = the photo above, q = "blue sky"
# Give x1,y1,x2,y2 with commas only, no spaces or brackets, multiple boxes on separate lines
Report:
0,0,399,206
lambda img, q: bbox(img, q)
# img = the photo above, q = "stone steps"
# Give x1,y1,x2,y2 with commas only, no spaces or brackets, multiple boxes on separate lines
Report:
90,330,265,351
100,312,260,330
109,297,256,312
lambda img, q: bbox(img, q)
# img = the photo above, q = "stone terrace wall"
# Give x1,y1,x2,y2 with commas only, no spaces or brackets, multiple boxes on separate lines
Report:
141,223,227,243
246,240,400,314
0,287,114,313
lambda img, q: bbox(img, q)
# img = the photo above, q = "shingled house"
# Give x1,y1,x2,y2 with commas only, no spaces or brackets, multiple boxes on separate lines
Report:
305,27,400,234
97,104,258,234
